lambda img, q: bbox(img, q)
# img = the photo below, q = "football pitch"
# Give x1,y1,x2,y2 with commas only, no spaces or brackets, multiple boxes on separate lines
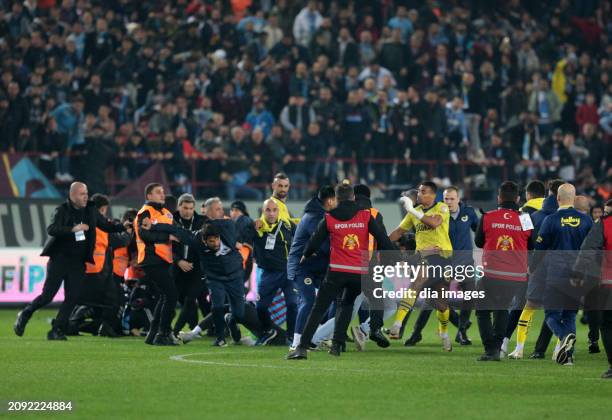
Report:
2,309,612,419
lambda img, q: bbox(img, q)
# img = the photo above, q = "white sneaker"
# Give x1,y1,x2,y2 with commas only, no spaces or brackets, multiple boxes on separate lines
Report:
500,337,509,357
552,345,560,361
389,322,401,339
239,336,256,346
179,330,198,344
508,348,523,359
442,335,452,352
351,326,367,352
318,340,333,351
62,173,74,182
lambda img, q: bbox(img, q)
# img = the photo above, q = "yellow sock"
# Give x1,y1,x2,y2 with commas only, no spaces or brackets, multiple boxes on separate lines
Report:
437,308,450,336
394,295,416,324
517,308,535,346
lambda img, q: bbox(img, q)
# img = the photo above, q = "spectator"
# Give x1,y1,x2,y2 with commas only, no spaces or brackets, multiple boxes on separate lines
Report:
387,5,413,43
279,94,316,133
576,92,600,132
292,0,322,47
246,100,275,138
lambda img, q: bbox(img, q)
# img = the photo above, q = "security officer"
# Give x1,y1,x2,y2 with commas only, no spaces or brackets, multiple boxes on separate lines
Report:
134,182,179,346
287,186,336,350
286,183,396,360
14,182,127,340
474,181,534,361
574,199,612,377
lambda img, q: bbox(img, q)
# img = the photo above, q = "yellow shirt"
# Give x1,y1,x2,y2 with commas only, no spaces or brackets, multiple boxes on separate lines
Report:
399,201,453,257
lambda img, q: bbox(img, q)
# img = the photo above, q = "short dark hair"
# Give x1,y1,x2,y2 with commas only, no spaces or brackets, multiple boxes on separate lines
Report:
91,193,110,209
164,195,177,212
420,181,438,194
122,208,138,223
547,179,565,196
273,172,289,182
144,182,162,198
202,223,220,239
526,180,545,198
499,181,519,202
336,183,355,202
353,184,371,198
318,185,336,202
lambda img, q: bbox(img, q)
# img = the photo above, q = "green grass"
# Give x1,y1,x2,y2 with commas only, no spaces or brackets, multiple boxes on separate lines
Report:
2,309,612,419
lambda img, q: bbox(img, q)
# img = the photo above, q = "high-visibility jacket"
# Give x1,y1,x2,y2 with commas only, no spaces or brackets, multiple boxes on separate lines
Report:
85,228,108,274
135,204,173,264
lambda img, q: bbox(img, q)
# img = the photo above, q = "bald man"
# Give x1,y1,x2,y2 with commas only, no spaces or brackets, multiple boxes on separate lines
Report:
250,198,297,345
574,195,590,215
531,183,593,365
14,182,127,340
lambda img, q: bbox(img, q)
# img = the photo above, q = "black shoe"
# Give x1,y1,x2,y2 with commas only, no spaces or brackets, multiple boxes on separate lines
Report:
224,313,241,344
370,329,390,348
529,351,545,359
98,322,119,338
556,333,576,364
601,368,612,379
329,343,342,357
255,329,278,346
14,310,31,337
213,338,228,347
588,341,601,354
286,346,308,360
145,329,157,345
153,332,179,346
477,352,500,362
455,329,472,345
404,332,422,347
47,328,67,341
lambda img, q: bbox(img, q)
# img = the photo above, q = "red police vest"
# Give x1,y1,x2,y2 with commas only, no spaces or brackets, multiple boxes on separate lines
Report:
602,216,612,289
326,209,371,274
482,208,532,282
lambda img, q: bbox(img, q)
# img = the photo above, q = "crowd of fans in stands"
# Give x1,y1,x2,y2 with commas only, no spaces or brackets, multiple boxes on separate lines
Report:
0,0,611,203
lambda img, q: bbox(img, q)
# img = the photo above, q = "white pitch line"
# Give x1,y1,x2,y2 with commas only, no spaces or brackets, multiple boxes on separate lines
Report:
169,352,607,381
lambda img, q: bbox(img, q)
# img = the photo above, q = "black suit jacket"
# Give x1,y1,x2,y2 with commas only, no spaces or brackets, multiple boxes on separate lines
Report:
41,200,125,263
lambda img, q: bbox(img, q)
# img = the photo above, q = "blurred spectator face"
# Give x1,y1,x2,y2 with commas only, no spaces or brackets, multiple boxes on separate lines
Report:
96,19,108,32
8,82,19,98
364,78,375,92
563,134,575,148
252,128,264,144
91,74,101,88
163,131,175,143
176,126,187,139
72,97,84,113
462,72,474,86
582,123,596,138
364,15,374,27
231,127,245,142
360,31,372,43
271,125,283,138
392,28,402,43
339,28,350,41
452,97,463,109
319,87,331,101
585,93,595,105
290,128,302,142
307,122,320,136
396,6,407,18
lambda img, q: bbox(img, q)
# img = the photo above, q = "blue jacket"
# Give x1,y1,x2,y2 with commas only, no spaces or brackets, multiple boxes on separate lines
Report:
534,207,593,282
530,195,558,235
287,197,329,280
196,219,244,282
449,202,479,265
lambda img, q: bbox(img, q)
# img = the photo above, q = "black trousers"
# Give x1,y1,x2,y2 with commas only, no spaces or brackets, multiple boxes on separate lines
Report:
476,277,522,355
299,271,362,348
143,264,178,335
24,258,85,332
173,266,204,334
602,310,612,368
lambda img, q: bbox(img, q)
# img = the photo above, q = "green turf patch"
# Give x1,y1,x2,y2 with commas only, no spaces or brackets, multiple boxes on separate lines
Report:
2,309,612,419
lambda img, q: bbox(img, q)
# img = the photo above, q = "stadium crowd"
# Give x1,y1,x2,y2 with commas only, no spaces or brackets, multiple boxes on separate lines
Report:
0,0,611,201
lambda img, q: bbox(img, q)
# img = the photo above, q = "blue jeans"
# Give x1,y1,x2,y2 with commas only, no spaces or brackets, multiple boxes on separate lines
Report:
257,270,298,336
545,309,577,342
294,272,322,335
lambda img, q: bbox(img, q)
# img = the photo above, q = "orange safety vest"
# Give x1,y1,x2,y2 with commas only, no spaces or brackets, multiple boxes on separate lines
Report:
135,204,173,264
85,228,109,274
113,246,129,277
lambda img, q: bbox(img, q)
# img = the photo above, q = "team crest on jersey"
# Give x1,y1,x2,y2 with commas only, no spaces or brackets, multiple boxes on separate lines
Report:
342,234,360,250
560,216,580,227
496,235,515,251
461,215,468,222
304,278,312,285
